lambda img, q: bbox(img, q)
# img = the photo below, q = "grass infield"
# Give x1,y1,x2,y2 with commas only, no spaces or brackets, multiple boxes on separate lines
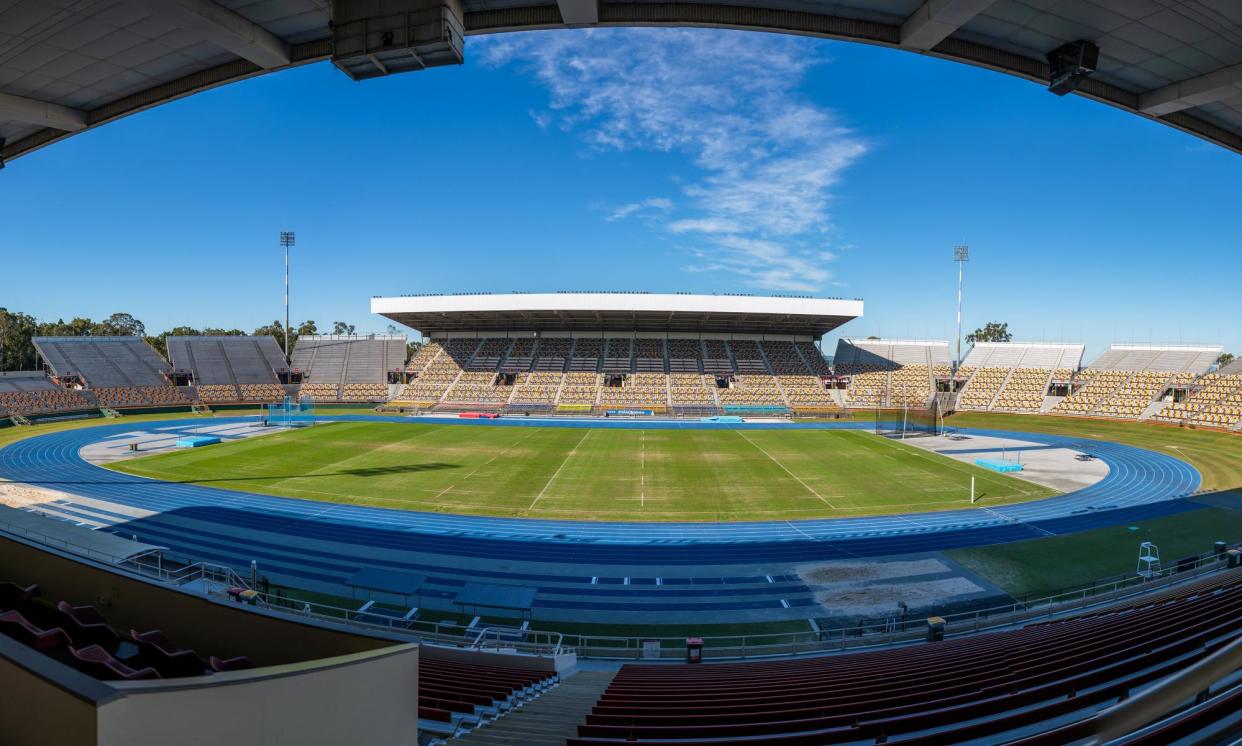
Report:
105,421,1053,521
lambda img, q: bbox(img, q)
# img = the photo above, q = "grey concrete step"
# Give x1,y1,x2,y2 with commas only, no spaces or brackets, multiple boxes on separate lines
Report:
450,670,616,746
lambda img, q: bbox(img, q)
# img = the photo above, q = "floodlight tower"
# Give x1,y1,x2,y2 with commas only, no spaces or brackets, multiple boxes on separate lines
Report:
953,244,969,374
280,231,295,360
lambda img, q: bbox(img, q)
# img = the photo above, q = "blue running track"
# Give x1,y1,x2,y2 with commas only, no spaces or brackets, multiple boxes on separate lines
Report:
0,416,1206,621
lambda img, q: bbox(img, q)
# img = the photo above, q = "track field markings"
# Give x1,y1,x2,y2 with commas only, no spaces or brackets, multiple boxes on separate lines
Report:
736,430,837,509
640,430,646,508
527,428,593,511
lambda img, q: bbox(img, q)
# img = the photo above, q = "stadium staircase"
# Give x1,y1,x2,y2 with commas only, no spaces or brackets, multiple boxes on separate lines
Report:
447,670,617,746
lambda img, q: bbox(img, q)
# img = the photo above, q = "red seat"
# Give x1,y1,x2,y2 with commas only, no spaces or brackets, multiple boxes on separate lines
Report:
129,629,206,678
0,582,39,612
0,610,71,652
209,655,255,672
70,645,160,681
55,601,121,648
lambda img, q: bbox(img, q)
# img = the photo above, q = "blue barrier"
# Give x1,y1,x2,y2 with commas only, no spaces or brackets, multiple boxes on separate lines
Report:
722,405,788,413
976,458,1023,473
702,416,744,423
606,409,653,416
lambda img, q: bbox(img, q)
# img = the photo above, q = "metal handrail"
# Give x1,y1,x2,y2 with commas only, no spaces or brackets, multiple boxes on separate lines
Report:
1090,632,1242,744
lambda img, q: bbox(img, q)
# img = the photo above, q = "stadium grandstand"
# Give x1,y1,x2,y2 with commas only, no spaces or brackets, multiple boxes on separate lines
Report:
955,342,1086,414
167,336,291,404
7,2,1242,742
375,293,855,416
31,336,187,410
290,335,406,402
834,338,951,409
1052,344,1220,420
1154,358,1242,431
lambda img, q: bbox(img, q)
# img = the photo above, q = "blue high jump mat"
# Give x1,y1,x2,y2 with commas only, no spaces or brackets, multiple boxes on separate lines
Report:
976,458,1023,473
175,435,221,448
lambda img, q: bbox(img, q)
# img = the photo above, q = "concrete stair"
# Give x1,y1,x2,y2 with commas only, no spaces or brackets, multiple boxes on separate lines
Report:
448,669,616,746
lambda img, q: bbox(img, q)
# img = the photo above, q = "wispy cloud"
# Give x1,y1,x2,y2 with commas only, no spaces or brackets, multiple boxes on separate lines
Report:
606,197,672,222
479,29,866,292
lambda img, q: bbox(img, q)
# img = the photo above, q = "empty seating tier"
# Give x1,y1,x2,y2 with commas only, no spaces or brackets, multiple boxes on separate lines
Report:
571,568,1242,745
291,335,405,391
33,336,170,388
167,336,289,388
0,580,252,683
0,376,95,415
93,385,190,408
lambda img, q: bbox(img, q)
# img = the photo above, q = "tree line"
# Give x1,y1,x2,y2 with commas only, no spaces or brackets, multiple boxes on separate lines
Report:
0,309,378,372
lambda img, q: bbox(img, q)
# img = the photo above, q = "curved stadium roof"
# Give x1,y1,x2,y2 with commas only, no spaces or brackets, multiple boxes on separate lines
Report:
371,293,864,336
2,1,1242,165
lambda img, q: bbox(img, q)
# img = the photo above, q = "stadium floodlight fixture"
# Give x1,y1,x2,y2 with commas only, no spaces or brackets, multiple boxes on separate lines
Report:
280,231,295,361
953,245,969,375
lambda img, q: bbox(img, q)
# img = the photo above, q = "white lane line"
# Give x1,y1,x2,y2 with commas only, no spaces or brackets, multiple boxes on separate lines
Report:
736,430,837,509
978,505,1056,537
527,429,593,511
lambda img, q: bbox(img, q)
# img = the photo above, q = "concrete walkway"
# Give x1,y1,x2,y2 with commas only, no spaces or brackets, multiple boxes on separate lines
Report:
450,670,616,745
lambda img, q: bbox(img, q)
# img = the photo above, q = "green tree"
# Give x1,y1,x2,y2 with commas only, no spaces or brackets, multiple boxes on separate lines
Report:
96,312,145,337
0,308,40,371
332,321,356,335
966,322,1012,345
1218,352,1235,368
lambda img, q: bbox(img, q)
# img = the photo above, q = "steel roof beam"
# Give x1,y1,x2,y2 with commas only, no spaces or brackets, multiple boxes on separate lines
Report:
900,0,997,50
1140,63,1242,116
557,0,598,25
0,91,87,131
126,0,291,69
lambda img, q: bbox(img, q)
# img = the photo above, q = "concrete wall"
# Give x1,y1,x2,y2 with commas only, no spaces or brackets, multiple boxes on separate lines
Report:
97,645,419,746
0,639,100,746
0,534,397,667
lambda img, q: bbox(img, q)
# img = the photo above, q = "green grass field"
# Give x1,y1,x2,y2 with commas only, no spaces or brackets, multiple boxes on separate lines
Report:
105,421,1053,521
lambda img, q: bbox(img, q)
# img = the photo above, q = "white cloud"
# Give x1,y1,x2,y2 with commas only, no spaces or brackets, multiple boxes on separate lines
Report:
606,197,672,222
480,29,866,292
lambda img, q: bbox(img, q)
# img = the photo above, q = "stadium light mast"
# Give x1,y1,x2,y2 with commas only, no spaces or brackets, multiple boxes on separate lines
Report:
280,231,295,360
953,244,969,374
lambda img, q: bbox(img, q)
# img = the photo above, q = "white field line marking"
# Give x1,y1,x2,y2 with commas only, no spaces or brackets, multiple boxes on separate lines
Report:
527,429,593,511
736,430,837,509
460,428,543,481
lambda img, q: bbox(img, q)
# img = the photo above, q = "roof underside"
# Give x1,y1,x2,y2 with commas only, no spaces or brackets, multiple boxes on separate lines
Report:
3,1,1242,162
371,293,862,335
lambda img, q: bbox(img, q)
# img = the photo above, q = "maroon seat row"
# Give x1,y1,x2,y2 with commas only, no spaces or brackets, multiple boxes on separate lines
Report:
569,569,1242,745
418,656,557,723
0,580,254,682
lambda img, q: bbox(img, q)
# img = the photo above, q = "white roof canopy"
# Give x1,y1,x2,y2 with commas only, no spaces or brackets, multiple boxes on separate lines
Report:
371,293,863,336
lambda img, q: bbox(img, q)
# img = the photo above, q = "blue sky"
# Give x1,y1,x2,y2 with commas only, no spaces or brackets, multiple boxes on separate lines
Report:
2,28,1238,359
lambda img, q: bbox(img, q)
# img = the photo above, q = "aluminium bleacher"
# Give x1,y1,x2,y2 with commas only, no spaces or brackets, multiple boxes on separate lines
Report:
167,336,288,386
32,336,170,388
292,335,405,389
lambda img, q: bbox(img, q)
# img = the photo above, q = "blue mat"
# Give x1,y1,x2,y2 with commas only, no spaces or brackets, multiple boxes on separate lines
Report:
175,435,220,448
976,458,1023,473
